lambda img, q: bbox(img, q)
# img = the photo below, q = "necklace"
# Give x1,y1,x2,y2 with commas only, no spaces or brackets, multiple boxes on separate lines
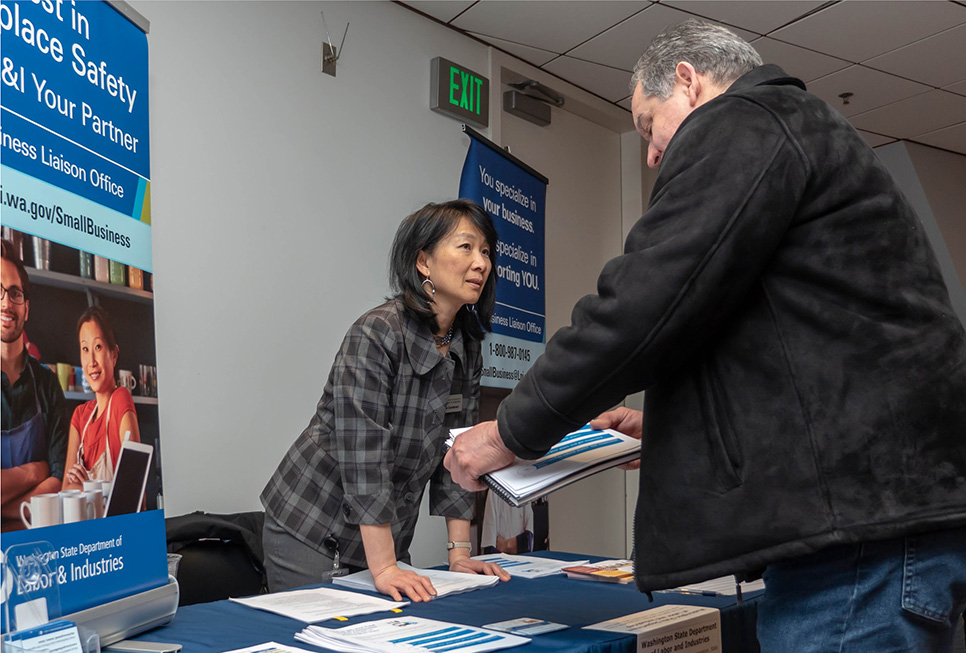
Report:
433,326,454,348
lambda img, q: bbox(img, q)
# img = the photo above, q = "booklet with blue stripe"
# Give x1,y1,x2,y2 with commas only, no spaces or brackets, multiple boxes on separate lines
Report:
447,424,641,507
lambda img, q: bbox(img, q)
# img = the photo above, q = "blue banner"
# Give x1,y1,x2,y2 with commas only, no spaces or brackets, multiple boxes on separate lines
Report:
1,0,151,238
459,130,547,388
1,511,168,624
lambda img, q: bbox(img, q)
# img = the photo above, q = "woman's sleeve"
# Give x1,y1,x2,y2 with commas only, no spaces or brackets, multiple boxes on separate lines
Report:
330,316,399,525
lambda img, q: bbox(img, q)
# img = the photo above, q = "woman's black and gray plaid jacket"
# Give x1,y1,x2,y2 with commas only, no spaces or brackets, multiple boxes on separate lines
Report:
261,298,479,569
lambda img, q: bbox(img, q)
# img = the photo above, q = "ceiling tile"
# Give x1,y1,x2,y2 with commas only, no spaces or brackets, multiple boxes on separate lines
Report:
451,1,650,55
542,56,636,102
850,90,966,139
914,121,966,156
750,37,850,83
617,96,633,112
470,32,560,67
945,80,966,97
770,0,966,63
807,65,930,118
864,24,966,88
857,130,897,149
662,0,827,35
400,1,476,24
569,3,755,71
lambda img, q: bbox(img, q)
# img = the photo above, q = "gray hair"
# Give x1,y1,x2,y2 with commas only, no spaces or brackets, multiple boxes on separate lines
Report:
630,19,763,99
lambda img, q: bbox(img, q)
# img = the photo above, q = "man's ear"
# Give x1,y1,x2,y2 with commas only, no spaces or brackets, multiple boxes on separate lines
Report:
675,61,702,107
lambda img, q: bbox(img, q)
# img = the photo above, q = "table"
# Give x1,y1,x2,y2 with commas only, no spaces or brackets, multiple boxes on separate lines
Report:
131,552,761,652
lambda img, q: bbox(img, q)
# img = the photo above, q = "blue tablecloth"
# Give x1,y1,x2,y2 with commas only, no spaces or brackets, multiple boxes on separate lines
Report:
133,551,761,652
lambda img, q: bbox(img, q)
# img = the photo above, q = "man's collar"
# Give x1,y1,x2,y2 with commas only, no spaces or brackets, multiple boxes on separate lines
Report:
725,64,806,95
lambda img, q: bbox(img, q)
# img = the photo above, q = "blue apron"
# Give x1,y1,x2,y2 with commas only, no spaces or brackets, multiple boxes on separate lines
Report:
1,363,48,469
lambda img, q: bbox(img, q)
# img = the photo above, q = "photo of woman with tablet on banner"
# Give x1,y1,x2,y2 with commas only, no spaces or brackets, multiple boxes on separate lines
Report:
261,199,510,601
63,306,141,491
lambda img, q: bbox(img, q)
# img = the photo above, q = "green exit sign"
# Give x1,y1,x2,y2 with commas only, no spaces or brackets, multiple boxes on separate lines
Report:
431,57,489,128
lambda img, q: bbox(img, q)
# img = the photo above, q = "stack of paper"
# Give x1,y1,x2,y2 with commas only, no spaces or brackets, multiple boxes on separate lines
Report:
662,575,766,596
229,586,408,623
562,559,635,584
448,424,640,507
296,616,530,653
333,562,500,598
472,554,589,579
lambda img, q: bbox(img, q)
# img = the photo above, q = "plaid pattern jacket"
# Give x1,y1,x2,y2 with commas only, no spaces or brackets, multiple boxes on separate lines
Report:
261,299,479,568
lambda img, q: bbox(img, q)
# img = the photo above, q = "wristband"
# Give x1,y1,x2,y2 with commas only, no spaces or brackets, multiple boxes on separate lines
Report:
446,541,472,550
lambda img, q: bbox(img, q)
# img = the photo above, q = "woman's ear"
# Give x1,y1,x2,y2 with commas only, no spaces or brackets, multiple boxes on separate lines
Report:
416,250,431,278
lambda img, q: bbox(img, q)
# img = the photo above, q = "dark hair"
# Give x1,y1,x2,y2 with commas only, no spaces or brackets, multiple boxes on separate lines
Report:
77,305,119,356
389,199,498,341
1,238,30,299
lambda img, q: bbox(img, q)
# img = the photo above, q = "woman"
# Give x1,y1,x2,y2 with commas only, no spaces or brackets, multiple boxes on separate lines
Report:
261,199,508,601
64,306,140,489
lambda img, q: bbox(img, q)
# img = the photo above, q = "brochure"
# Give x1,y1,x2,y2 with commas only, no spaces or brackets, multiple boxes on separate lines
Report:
472,553,589,579
562,559,635,584
660,575,765,597
296,616,530,653
448,424,640,507
482,617,568,636
230,586,408,623
333,562,501,598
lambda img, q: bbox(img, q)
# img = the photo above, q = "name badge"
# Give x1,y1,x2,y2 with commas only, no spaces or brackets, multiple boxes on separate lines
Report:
445,394,463,414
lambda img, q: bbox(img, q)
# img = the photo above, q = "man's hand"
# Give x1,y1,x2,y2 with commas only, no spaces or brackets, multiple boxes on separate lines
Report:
370,564,437,602
590,407,643,471
444,420,515,491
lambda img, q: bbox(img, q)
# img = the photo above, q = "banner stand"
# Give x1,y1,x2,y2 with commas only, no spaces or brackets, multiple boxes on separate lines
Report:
62,577,178,648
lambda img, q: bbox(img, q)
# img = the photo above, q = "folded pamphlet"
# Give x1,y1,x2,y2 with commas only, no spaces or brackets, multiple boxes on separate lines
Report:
472,553,588,579
562,559,635,584
296,616,530,653
333,562,500,598
448,424,641,507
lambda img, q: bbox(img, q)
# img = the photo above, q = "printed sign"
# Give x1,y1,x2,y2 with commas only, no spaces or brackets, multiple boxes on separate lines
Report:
459,128,547,389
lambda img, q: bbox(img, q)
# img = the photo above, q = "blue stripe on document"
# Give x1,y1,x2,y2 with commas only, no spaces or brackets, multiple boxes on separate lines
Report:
535,438,620,469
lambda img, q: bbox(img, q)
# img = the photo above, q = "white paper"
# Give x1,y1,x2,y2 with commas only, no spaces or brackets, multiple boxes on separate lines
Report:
664,575,765,596
230,586,408,623
333,562,500,598
472,554,589,579
296,616,530,653
220,643,320,653
449,424,640,505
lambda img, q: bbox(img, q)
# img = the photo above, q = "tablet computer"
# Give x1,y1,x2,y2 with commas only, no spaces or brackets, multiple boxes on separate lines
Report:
105,440,154,517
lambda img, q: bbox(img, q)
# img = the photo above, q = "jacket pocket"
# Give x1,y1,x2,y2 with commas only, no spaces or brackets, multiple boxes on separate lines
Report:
696,363,743,491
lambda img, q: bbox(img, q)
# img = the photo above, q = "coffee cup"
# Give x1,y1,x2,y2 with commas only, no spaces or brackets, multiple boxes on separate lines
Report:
81,490,104,519
94,255,109,283
20,493,62,529
118,369,137,392
31,236,51,270
56,363,72,392
63,493,96,523
109,260,126,285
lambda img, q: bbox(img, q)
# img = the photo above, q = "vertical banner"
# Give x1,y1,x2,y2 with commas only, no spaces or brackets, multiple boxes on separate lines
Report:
458,127,547,389
1,0,166,627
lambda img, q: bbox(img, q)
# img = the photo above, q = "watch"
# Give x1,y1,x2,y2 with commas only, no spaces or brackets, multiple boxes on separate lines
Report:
446,541,472,550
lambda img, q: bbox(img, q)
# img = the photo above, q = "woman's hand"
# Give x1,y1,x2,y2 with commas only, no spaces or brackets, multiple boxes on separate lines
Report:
64,463,90,486
449,554,511,581
371,564,437,602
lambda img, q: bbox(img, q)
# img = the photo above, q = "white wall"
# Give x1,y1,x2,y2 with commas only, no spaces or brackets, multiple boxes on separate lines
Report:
132,0,492,517
130,0,641,564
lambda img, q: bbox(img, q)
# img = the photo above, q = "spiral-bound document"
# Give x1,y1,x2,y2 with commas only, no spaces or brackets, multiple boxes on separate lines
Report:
447,424,641,507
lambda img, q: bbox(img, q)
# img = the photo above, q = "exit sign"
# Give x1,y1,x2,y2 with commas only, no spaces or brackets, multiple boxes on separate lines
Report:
431,57,489,128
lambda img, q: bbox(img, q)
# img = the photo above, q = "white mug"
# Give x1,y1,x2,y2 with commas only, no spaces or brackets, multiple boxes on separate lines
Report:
82,489,105,519
118,369,137,391
20,493,62,529
63,494,96,523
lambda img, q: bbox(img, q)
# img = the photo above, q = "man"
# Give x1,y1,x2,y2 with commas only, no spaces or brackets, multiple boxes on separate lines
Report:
445,20,966,651
1,238,69,530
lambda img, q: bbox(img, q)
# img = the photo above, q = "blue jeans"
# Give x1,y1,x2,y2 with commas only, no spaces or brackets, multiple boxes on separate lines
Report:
757,526,966,653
